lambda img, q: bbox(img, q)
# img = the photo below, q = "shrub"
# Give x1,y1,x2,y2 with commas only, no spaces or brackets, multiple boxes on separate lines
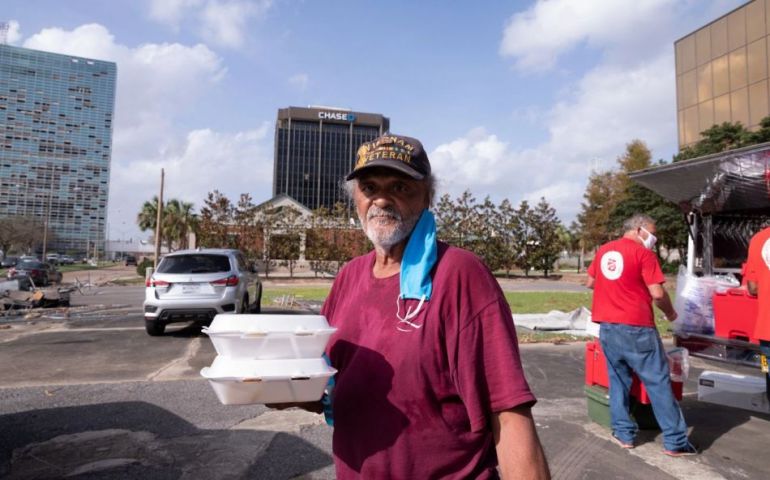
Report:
661,261,681,275
137,258,153,278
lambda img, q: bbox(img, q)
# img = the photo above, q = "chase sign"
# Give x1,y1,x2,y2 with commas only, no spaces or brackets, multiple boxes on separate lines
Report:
318,111,356,122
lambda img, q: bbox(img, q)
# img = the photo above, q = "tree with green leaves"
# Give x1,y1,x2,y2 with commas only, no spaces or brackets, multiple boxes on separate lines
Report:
674,122,754,162
435,190,480,249
270,204,303,277
472,196,508,272
0,215,45,255
233,194,263,259
497,198,519,277
513,200,537,277
529,197,564,277
576,170,622,250
197,190,234,248
137,196,198,251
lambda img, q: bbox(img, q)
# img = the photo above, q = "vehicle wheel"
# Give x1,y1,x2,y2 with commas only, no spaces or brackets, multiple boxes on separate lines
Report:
240,294,248,314
145,320,165,336
253,285,262,314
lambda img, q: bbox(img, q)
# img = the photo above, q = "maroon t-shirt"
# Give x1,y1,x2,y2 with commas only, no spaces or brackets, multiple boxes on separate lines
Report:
322,242,536,479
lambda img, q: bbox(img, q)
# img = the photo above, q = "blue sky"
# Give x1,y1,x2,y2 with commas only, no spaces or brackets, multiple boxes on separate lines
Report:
3,0,746,241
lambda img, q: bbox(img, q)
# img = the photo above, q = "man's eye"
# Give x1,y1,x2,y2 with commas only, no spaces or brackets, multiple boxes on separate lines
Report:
393,183,409,193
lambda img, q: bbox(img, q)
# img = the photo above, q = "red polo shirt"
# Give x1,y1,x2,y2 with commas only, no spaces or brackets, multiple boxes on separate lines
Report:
588,237,665,327
744,227,770,341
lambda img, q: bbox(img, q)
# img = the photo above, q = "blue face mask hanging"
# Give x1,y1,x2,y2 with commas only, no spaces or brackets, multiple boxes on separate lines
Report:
396,209,437,330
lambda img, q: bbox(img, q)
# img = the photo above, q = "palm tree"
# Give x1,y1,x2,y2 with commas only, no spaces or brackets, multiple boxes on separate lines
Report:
137,197,160,232
137,197,198,252
163,199,198,251
175,200,198,249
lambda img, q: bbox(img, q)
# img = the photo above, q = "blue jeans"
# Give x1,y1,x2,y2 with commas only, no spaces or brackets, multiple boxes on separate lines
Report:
599,323,689,450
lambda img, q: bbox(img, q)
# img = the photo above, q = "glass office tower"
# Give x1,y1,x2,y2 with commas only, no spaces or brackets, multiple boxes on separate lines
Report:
273,106,389,210
0,44,116,254
675,0,770,148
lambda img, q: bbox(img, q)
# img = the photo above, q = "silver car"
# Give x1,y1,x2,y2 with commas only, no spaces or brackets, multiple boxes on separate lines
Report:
143,249,262,336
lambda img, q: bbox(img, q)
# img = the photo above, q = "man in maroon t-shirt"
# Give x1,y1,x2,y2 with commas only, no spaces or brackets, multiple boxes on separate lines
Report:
318,133,549,479
587,213,696,457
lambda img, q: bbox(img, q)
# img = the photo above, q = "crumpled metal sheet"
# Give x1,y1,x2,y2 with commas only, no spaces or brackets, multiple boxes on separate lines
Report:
630,142,770,214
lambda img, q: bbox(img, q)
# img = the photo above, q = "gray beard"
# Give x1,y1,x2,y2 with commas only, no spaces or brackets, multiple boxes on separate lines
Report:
361,205,420,249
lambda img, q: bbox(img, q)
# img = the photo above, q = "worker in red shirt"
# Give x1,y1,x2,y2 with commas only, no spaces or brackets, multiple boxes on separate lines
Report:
744,226,770,403
587,213,697,456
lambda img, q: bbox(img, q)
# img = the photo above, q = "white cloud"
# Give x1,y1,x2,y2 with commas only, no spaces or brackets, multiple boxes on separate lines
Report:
148,0,203,30
148,0,273,48
20,23,271,240
432,50,677,222
500,0,676,72
110,124,274,239
432,0,716,223
4,20,22,45
200,0,271,48
288,73,309,91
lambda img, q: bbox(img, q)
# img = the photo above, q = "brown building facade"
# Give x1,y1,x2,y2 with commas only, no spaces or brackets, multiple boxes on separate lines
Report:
676,0,770,147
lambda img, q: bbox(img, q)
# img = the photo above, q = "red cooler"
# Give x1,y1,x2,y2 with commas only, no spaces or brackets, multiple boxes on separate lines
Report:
584,340,683,404
713,288,759,344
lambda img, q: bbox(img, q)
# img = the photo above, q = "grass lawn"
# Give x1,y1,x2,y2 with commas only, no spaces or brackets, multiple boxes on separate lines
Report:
262,286,331,306
505,291,593,314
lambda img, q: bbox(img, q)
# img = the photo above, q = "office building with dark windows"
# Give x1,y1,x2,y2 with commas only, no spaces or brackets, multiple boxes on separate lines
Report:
273,106,389,210
675,0,770,148
0,44,116,254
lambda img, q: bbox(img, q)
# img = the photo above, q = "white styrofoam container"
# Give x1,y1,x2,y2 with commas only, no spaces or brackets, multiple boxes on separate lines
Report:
202,314,336,359
697,370,769,414
201,356,336,405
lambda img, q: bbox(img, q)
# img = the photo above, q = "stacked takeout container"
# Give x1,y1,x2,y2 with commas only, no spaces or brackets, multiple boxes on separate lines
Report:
200,314,337,405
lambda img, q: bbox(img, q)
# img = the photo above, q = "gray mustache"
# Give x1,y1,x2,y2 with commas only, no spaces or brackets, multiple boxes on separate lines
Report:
367,206,402,221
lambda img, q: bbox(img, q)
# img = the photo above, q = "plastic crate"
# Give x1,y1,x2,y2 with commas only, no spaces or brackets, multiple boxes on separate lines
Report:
585,340,683,404
584,384,660,430
713,289,759,344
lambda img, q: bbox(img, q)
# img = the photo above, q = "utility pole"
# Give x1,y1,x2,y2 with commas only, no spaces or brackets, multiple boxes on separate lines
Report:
153,168,164,270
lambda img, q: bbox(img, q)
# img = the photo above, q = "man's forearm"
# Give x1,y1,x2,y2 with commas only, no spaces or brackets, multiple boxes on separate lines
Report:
654,291,676,319
493,408,550,480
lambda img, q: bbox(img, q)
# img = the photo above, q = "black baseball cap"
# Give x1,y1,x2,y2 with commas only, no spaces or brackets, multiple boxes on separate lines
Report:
346,133,431,181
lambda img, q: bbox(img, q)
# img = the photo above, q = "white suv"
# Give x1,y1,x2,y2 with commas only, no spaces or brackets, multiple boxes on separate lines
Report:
143,249,262,336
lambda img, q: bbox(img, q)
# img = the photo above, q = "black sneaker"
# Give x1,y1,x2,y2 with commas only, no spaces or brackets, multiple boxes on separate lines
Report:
663,443,699,457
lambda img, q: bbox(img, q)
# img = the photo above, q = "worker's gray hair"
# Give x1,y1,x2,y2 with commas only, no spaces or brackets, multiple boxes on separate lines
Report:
623,213,656,232
342,173,437,206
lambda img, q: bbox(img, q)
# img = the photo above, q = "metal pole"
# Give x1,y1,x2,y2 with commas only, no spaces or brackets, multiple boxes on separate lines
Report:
153,168,164,270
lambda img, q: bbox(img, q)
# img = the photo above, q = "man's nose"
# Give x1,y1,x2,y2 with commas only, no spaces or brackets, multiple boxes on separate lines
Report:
372,194,393,208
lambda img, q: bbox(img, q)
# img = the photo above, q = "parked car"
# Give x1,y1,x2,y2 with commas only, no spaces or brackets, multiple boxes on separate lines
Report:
45,253,60,264
143,249,262,336
7,260,62,286
124,255,137,266
59,255,75,265
1,256,18,268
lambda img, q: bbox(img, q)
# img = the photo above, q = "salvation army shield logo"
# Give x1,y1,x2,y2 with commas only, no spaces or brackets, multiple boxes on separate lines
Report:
600,251,624,281
762,238,770,270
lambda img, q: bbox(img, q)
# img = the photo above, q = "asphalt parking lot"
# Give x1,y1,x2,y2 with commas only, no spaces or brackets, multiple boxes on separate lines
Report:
0,283,769,479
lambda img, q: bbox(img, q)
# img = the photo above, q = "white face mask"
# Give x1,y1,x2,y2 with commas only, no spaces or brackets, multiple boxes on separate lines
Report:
640,227,657,250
